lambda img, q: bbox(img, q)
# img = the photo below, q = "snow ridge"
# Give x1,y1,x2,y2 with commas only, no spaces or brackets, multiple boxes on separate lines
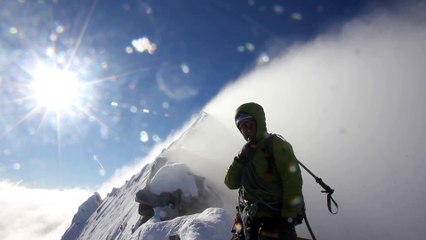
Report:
62,153,233,240
61,192,102,240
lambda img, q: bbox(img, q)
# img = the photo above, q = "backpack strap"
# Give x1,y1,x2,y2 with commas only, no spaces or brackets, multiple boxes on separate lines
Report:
264,134,276,174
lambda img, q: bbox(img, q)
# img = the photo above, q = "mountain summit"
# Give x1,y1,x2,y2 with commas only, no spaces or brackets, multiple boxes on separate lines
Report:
61,113,235,240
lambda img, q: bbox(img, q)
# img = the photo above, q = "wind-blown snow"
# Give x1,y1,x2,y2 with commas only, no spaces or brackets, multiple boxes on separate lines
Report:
150,163,198,198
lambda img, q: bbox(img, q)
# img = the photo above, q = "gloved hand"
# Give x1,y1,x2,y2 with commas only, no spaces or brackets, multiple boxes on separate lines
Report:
235,142,256,164
279,218,297,239
280,212,304,226
281,217,296,227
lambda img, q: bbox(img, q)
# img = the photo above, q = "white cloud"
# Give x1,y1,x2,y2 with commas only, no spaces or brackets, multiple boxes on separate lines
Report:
0,181,92,240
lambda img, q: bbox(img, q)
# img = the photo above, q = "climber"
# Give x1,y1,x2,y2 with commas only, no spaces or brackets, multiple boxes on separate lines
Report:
225,102,305,240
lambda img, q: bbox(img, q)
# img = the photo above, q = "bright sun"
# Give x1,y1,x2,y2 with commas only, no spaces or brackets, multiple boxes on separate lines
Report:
30,66,83,112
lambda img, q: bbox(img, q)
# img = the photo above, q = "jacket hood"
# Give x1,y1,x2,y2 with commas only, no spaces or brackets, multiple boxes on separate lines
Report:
235,102,268,142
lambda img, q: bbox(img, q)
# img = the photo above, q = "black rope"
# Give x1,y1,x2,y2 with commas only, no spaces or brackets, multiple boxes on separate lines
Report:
268,134,338,214
302,209,317,240
297,160,339,214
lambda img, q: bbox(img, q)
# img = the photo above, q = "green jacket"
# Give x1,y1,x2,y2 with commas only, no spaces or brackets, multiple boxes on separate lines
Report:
224,102,304,219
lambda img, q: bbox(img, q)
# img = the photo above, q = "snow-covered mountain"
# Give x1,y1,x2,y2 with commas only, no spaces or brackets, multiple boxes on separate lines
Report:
61,193,102,240
61,159,232,240
61,113,238,240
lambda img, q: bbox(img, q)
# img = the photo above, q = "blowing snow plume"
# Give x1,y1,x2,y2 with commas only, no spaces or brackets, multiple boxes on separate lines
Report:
159,112,242,212
198,2,426,239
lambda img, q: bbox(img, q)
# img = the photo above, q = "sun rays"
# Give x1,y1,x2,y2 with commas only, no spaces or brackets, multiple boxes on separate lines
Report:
0,0,105,163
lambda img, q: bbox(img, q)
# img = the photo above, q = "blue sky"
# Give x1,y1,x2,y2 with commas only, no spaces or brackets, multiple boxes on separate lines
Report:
0,0,381,189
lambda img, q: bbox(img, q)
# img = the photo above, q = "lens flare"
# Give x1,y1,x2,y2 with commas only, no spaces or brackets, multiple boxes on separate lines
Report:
140,131,149,142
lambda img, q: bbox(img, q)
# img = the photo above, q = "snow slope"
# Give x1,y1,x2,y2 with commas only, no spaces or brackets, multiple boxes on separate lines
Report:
62,158,234,240
61,193,102,240
61,114,235,240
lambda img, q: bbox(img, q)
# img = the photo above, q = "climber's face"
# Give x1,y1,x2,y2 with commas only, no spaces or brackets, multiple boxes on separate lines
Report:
239,119,257,141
